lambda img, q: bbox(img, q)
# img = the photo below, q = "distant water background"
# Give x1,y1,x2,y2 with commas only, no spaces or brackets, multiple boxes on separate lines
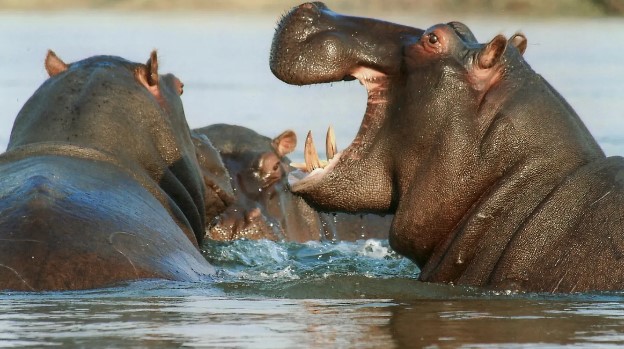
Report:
1,11,623,158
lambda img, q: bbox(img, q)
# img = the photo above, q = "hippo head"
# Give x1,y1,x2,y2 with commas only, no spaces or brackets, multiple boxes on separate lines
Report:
194,124,325,242
192,125,294,241
8,50,232,246
194,124,395,243
271,3,597,266
272,3,524,212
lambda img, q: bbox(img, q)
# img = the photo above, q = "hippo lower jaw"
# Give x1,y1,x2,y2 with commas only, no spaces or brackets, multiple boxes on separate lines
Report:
271,2,415,212
288,67,391,201
288,152,343,191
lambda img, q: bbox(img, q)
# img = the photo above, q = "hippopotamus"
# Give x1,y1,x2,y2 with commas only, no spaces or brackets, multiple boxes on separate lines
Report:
193,124,392,242
191,132,236,226
271,2,624,292
0,50,233,291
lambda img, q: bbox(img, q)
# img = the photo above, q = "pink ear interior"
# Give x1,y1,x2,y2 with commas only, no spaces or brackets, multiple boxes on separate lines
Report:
509,33,528,55
135,50,160,97
146,50,159,86
478,34,507,70
272,130,297,157
45,50,68,77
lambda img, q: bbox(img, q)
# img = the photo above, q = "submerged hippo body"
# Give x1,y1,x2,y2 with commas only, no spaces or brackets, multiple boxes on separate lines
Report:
0,51,231,291
271,3,624,292
193,124,391,243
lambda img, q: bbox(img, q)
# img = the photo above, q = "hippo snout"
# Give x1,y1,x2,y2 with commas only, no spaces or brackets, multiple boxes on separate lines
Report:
270,2,342,85
270,2,423,86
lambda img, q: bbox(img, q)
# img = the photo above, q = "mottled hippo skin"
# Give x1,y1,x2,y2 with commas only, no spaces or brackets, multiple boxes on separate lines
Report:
193,124,391,242
271,2,624,292
0,51,232,291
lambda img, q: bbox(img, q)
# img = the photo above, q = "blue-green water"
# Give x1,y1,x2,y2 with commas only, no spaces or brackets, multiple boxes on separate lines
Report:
1,10,624,349
3,239,624,348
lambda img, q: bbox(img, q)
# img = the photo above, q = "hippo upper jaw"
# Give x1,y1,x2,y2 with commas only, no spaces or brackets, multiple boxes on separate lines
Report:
270,2,422,86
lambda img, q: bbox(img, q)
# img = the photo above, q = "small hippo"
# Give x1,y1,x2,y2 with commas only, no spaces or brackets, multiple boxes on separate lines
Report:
0,51,233,291
271,2,624,292
193,124,392,243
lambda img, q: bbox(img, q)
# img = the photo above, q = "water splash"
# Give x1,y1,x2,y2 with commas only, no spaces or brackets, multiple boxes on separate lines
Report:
202,238,424,299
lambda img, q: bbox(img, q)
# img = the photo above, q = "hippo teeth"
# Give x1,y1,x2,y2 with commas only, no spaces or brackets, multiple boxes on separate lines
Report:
292,126,338,173
304,130,322,172
326,125,336,160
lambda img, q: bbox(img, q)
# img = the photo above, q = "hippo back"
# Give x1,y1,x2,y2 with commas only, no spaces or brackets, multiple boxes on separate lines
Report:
0,153,213,290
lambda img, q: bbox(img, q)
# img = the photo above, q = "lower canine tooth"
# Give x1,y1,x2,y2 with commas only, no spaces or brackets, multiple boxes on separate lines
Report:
326,125,337,160
304,131,322,172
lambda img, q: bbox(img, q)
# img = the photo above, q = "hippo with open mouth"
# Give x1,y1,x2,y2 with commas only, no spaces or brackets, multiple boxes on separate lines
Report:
0,51,233,290
271,2,624,292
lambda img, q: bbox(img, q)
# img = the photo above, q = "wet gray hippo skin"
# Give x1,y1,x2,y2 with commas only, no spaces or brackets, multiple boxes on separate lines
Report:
191,132,236,226
271,2,624,292
193,124,391,242
0,51,231,291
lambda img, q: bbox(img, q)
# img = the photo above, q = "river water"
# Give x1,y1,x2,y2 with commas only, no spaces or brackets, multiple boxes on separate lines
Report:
1,10,624,348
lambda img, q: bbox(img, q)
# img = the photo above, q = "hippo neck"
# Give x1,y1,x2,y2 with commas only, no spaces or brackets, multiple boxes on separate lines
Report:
418,67,606,288
419,157,603,288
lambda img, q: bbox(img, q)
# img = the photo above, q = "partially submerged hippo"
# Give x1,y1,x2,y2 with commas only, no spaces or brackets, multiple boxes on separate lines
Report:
191,132,236,226
193,124,391,242
271,2,624,292
0,51,232,291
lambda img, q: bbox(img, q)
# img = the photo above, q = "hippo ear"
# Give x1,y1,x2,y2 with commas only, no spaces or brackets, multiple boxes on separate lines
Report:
45,50,68,77
509,33,527,55
145,50,159,86
135,50,160,96
272,130,297,157
477,34,507,70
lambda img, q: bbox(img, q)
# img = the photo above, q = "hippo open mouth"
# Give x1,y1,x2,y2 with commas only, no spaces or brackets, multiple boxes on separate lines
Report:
270,2,423,212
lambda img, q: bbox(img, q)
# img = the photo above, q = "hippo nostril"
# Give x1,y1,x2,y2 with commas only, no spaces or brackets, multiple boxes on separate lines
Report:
295,1,328,19
301,2,327,11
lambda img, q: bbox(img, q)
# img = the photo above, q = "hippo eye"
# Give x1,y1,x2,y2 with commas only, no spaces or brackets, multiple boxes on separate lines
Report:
428,33,439,45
